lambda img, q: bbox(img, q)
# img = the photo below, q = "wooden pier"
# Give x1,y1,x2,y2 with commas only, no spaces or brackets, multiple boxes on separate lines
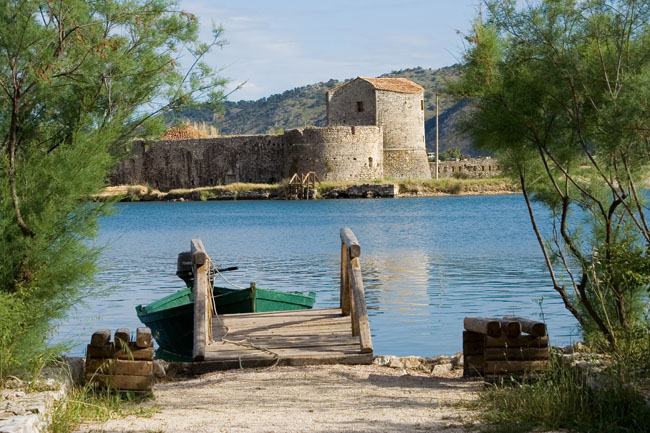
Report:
190,228,373,372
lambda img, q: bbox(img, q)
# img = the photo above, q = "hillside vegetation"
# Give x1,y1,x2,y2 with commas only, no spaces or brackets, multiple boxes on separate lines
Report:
167,65,479,156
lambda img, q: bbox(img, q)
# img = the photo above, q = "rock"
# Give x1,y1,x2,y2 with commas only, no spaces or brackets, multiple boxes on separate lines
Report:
3,379,23,390
432,363,453,375
1,392,24,402
451,352,463,369
61,357,85,386
0,414,45,433
372,355,394,367
153,360,168,378
400,356,424,369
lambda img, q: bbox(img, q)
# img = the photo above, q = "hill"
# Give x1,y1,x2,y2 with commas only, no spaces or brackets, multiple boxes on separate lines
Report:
167,65,479,156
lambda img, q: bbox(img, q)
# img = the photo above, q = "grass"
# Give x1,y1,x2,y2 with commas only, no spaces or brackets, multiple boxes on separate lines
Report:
168,182,282,195
396,176,515,195
475,355,650,433
49,385,156,433
318,176,515,195
100,176,517,201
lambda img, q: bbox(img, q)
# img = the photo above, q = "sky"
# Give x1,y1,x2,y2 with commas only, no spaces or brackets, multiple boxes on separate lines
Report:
180,1,478,101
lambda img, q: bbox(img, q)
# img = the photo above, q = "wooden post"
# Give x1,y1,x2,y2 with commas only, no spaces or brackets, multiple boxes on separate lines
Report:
114,328,130,348
339,227,372,354
497,319,522,338
340,242,350,315
90,329,111,347
340,227,360,318
463,317,502,337
340,227,361,259
191,238,210,362
348,257,373,354
135,327,152,348
250,282,257,313
503,316,547,337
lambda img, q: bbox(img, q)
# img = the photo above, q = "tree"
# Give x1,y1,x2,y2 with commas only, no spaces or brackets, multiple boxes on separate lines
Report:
0,0,225,375
454,0,650,349
439,147,464,161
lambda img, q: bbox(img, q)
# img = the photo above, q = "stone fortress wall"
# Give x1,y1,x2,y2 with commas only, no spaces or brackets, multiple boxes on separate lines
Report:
112,77,433,190
431,158,501,178
326,77,431,180
374,90,430,179
284,126,384,182
111,126,384,190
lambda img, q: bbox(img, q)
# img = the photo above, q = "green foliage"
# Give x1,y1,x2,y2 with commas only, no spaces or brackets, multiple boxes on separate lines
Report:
49,386,155,433
0,0,225,378
170,66,483,157
453,0,650,348
478,356,650,433
438,147,463,161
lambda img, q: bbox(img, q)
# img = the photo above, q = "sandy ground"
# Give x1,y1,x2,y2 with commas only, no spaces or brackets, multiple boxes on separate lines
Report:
75,364,481,433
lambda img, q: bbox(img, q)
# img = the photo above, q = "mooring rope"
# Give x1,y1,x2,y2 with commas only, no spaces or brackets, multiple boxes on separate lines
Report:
213,317,280,369
211,262,246,290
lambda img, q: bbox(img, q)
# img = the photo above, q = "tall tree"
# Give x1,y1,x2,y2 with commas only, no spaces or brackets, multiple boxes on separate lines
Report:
454,0,650,348
0,0,225,375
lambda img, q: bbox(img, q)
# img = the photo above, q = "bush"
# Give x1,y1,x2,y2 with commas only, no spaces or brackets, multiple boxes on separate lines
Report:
448,181,465,194
478,355,650,433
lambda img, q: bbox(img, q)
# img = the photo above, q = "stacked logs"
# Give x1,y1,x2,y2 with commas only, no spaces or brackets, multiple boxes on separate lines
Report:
85,327,154,391
463,316,550,379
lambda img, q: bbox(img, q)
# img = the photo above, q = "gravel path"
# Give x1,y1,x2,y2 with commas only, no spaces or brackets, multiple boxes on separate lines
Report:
76,364,481,433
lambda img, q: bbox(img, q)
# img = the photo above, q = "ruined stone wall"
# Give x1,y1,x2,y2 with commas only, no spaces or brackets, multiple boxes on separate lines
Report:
110,135,287,191
375,90,430,179
283,126,383,181
326,80,376,126
430,158,502,178
111,126,384,189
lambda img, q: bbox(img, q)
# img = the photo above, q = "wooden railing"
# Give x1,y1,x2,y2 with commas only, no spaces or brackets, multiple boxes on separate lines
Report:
340,228,373,354
288,171,320,199
191,238,211,362
191,230,373,362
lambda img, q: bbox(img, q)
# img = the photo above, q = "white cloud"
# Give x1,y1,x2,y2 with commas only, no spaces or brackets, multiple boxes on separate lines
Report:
180,0,475,100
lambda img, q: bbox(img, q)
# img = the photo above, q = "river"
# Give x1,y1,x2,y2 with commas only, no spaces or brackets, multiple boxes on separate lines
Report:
54,194,580,357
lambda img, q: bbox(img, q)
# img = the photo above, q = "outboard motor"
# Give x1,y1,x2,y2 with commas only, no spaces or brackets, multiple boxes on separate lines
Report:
176,251,239,287
176,251,194,287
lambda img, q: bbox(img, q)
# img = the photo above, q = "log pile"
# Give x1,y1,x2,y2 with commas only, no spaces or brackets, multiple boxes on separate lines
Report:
463,316,550,379
85,327,154,391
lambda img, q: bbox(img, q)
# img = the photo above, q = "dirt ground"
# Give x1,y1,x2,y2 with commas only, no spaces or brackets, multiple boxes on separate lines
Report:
75,364,481,433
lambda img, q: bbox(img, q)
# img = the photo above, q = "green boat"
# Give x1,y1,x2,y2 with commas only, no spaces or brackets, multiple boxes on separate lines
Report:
136,284,316,357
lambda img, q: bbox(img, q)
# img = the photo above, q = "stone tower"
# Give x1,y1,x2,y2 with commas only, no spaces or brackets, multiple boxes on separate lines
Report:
326,77,431,180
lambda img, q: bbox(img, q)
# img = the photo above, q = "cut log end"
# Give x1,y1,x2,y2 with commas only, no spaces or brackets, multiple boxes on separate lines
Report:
503,316,547,337
135,327,153,348
90,329,111,347
464,317,501,337
114,328,130,347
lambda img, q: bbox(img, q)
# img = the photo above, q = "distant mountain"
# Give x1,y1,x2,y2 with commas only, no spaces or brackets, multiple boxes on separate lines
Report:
167,65,480,156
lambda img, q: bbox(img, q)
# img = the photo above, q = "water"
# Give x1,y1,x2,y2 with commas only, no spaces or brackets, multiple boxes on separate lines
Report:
54,195,581,357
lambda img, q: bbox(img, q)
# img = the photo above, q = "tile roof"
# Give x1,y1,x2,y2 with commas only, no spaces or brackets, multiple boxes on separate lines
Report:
358,77,423,94
327,77,423,95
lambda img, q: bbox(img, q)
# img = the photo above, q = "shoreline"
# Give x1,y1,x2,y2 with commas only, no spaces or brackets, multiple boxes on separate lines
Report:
95,177,519,202
73,363,481,433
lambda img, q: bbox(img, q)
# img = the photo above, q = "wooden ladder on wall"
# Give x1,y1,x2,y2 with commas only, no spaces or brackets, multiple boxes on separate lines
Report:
288,171,320,199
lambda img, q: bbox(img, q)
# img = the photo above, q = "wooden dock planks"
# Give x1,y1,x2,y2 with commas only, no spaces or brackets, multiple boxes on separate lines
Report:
203,307,372,369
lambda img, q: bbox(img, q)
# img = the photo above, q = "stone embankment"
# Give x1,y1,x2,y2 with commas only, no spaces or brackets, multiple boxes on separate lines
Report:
96,179,518,202
0,358,83,433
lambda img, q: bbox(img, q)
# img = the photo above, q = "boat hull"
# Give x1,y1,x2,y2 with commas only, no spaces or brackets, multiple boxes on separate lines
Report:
136,286,316,357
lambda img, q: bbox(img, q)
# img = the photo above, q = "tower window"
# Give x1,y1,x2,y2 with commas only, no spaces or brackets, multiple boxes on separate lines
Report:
356,101,364,112
368,157,373,168
421,100,424,110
